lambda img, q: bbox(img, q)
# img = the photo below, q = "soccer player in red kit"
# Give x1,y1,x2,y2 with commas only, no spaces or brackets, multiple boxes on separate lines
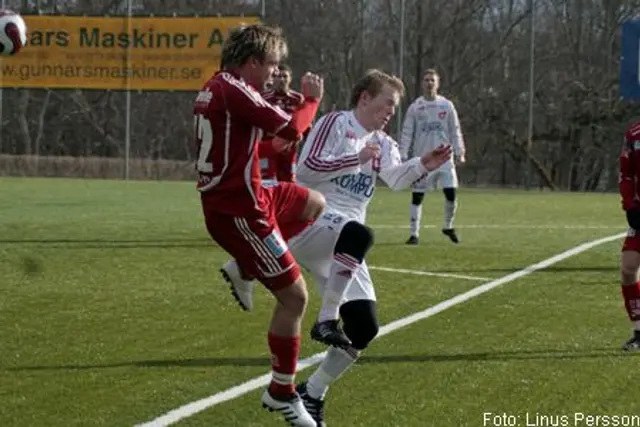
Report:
619,119,640,351
260,64,306,184
193,24,324,426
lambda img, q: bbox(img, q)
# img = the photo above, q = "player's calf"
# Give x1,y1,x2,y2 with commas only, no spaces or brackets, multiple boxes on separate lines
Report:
340,300,379,350
407,191,425,243
442,187,459,243
312,221,374,348
265,274,310,405
301,300,378,426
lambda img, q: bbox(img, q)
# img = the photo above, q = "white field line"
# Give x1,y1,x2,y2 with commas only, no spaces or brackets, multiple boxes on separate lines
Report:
371,224,622,230
368,265,491,281
135,232,625,427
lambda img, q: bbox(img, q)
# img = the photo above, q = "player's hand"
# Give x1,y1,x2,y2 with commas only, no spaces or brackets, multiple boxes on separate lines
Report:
272,137,297,153
301,72,324,100
421,144,453,171
358,142,381,164
626,207,640,230
457,151,466,164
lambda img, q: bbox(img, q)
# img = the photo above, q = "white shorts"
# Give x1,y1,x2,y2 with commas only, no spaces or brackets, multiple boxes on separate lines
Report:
288,210,376,302
411,166,458,193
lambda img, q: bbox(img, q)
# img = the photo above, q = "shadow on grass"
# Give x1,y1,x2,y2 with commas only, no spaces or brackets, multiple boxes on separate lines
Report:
0,238,211,249
8,347,637,372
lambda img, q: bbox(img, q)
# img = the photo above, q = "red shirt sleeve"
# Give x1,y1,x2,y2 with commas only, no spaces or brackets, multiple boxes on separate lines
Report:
221,74,292,135
276,97,320,141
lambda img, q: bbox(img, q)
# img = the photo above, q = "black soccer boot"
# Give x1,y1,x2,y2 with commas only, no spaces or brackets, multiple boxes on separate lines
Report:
310,320,351,348
622,330,640,351
296,382,327,427
405,235,419,245
442,228,460,244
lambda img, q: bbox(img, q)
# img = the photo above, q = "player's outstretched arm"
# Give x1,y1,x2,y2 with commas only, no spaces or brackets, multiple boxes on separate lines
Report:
296,113,363,182
378,136,452,190
261,73,323,152
399,103,416,161
620,137,637,211
447,100,466,163
221,72,320,143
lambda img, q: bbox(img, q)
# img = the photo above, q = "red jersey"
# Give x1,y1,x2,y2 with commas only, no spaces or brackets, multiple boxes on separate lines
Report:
259,89,306,183
620,120,640,211
194,71,312,216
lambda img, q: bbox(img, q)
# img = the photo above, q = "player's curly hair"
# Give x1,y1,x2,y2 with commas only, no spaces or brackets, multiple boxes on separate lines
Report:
349,69,405,108
221,24,288,70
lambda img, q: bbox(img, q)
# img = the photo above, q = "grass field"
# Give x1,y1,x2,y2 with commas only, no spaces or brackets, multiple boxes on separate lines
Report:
1,177,638,427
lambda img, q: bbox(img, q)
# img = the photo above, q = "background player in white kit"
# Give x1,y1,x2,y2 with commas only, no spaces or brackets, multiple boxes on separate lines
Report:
220,69,452,426
400,68,466,245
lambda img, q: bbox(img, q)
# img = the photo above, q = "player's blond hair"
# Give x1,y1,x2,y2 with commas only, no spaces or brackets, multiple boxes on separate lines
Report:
349,69,405,108
221,24,288,69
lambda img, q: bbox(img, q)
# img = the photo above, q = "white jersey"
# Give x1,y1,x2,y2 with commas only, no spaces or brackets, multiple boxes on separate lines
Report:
400,95,464,168
296,110,429,223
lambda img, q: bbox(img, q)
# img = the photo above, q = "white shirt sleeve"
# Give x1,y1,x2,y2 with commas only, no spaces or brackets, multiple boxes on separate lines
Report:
296,113,362,182
377,133,428,191
447,100,465,156
399,102,417,161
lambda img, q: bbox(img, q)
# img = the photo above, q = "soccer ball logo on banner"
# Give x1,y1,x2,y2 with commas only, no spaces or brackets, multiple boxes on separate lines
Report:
0,10,27,56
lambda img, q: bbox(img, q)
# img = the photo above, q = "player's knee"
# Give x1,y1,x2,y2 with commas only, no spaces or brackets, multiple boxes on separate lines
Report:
273,274,309,315
302,189,325,221
443,187,456,202
334,221,374,262
621,251,640,284
411,192,424,206
621,257,640,285
340,300,378,350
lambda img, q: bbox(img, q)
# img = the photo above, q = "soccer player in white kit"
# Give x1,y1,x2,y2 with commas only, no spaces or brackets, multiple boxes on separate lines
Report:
220,69,452,426
400,69,466,245
291,69,451,426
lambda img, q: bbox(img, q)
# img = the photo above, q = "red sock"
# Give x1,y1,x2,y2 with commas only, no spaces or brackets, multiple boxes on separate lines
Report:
268,333,300,397
621,282,640,322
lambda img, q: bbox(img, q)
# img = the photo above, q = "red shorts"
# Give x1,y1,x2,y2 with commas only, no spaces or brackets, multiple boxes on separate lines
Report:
203,182,309,290
623,228,640,252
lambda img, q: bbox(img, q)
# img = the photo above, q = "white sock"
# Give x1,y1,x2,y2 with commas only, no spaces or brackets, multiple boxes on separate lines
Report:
317,253,359,322
410,204,422,237
443,199,457,229
306,346,359,400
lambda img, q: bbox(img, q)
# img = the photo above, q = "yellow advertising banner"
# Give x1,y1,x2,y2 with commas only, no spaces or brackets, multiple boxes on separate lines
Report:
0,15,261,91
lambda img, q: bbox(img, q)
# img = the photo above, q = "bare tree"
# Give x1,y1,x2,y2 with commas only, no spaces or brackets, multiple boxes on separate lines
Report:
2,0,640,188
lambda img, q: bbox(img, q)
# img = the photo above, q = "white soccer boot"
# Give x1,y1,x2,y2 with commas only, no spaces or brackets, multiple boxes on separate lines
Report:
219,260,254,311
261,389,317,427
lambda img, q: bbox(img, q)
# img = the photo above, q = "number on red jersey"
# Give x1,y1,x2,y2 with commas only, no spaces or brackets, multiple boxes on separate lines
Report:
195,113,214,173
